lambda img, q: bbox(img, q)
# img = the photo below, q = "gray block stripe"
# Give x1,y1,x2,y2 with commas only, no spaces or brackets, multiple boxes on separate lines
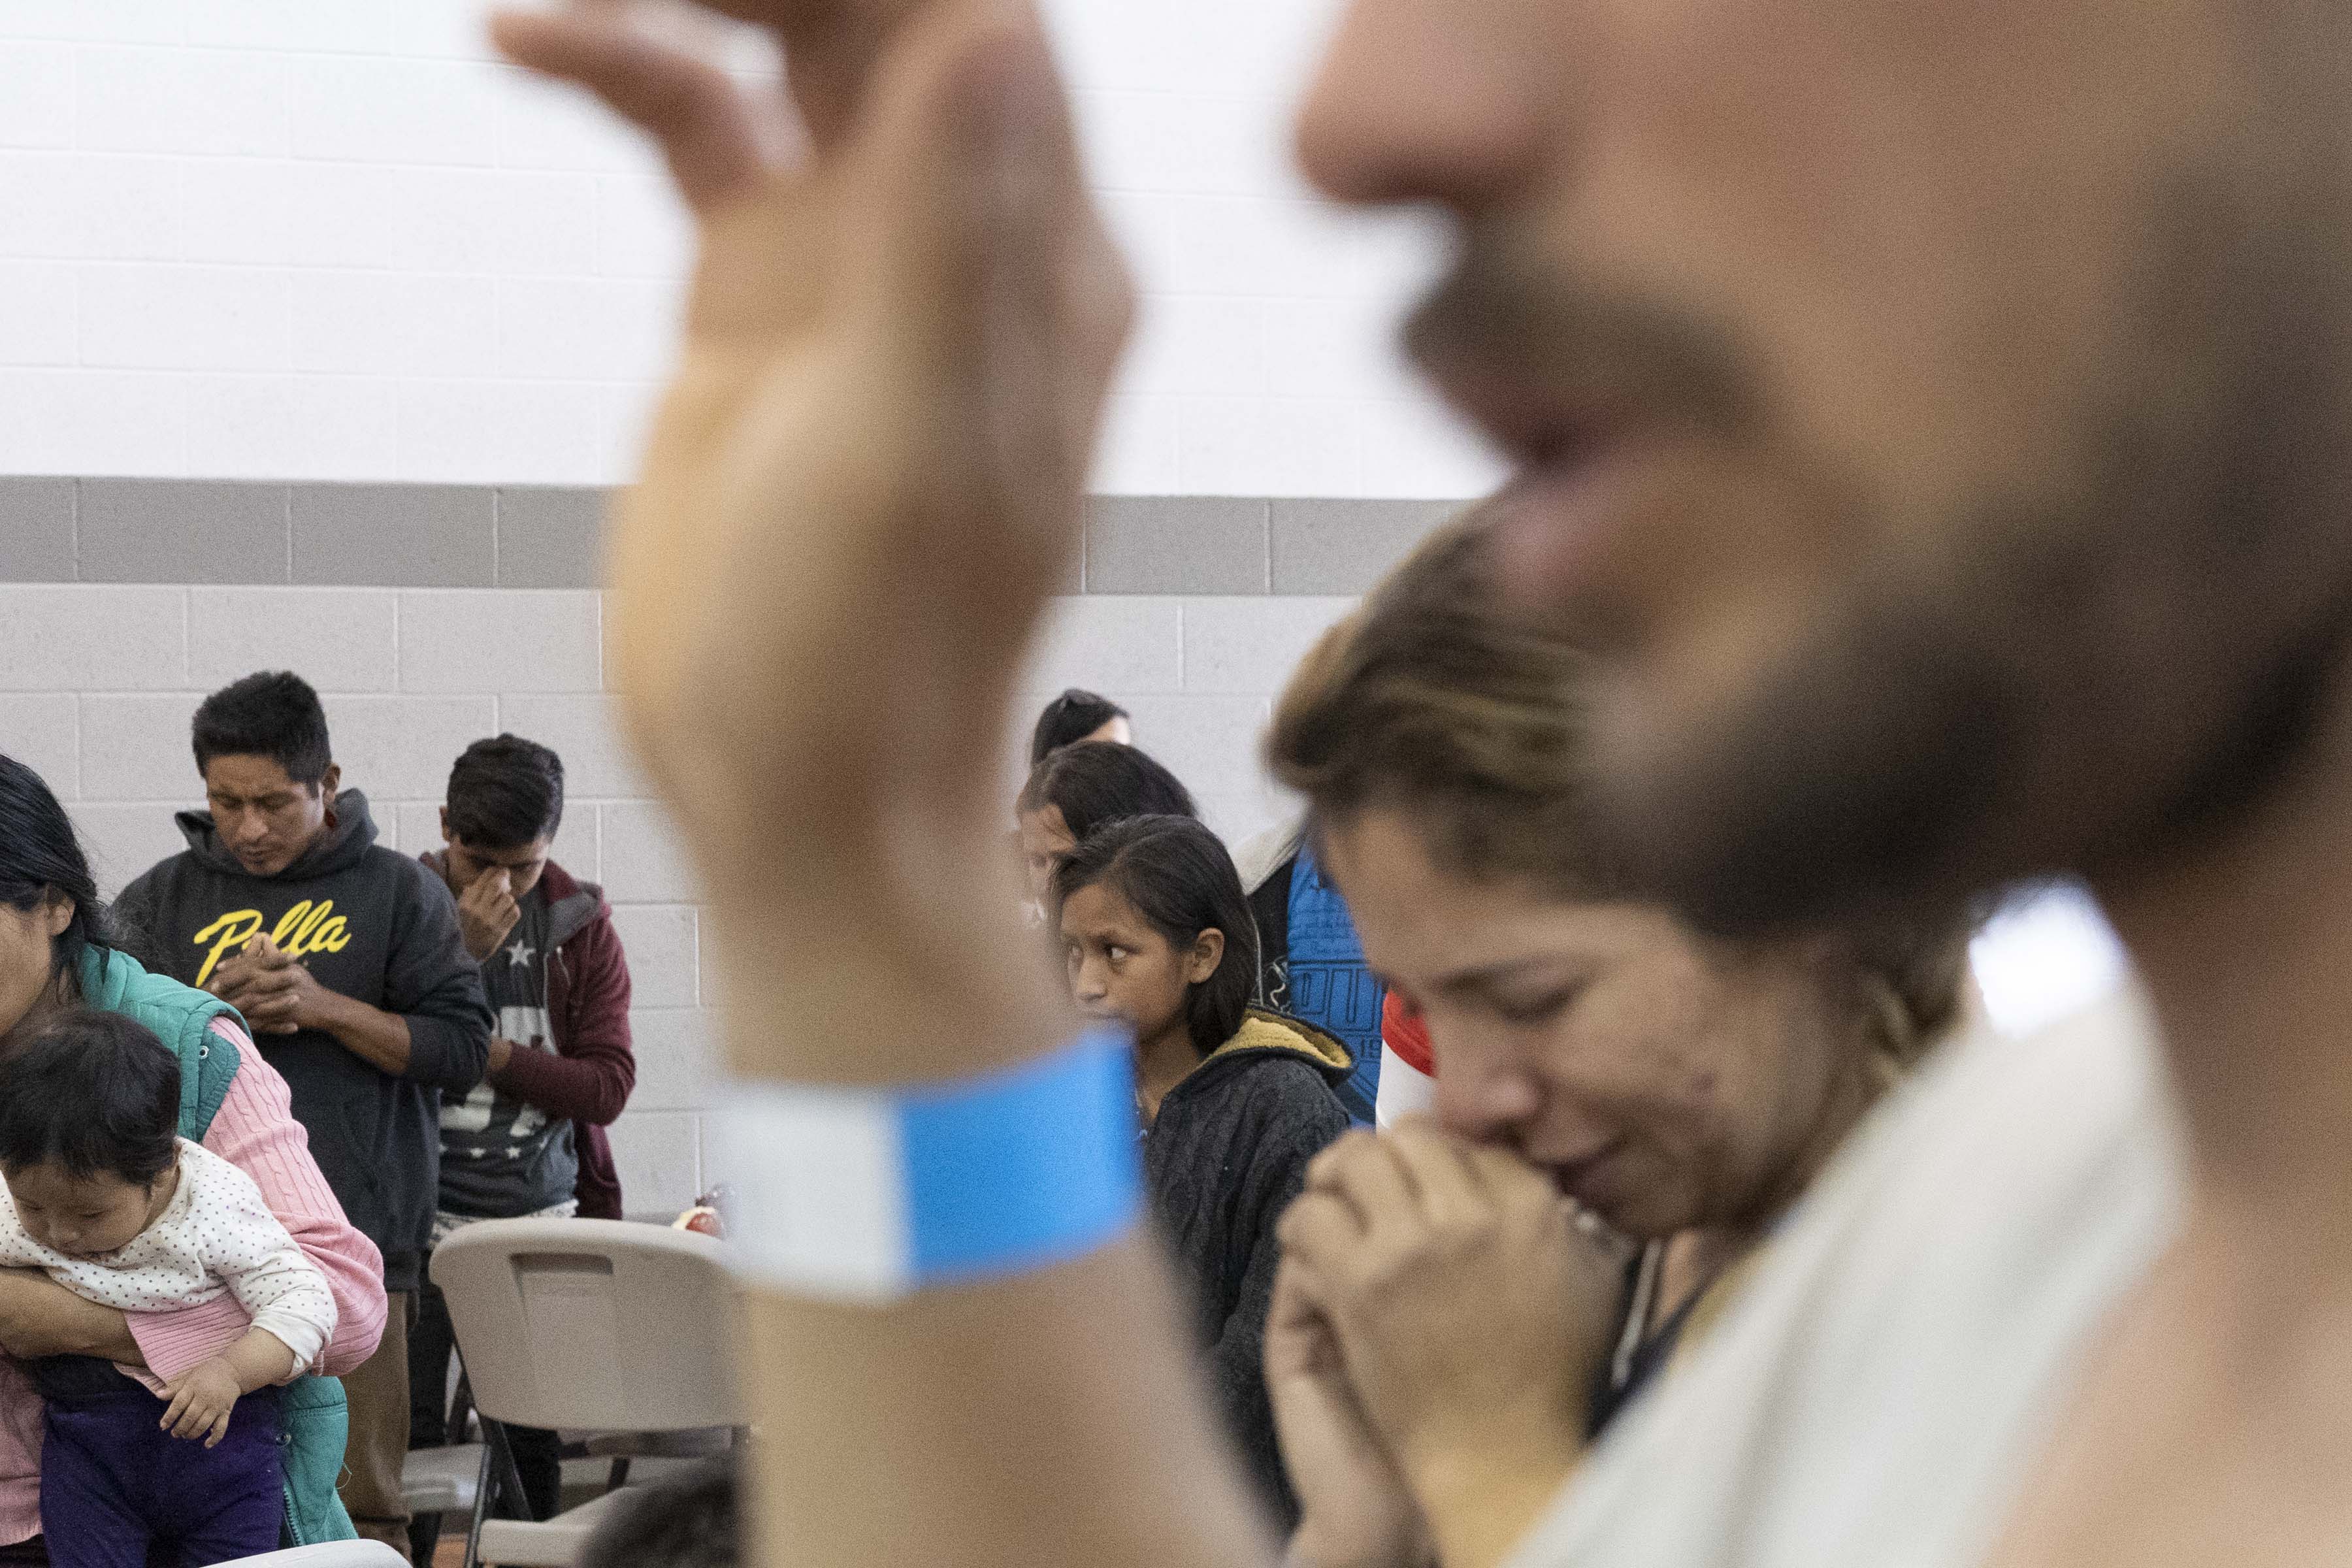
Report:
0,479,1472,595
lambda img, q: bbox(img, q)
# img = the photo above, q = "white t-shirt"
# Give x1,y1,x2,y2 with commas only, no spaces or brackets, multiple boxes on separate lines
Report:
1512,990,2181,1568
0,1137,338,1377
1373,1043,1435,1127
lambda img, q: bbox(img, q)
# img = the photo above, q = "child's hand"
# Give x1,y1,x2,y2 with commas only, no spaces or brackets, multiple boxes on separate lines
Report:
159,1357,242,1447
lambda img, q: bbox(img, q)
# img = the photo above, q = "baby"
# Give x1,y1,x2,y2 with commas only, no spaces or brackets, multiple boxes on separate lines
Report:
0,1009,338,1567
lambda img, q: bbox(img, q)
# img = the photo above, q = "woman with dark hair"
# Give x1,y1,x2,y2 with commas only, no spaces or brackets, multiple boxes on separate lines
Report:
1015,740,1198,902
1028,689,1131,767
0,755,385,1560
1260,515,1978,1568
1051,815,1350,1531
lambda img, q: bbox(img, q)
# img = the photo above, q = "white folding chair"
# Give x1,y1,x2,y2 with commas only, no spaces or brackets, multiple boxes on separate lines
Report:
431,1218,742,1568
220,1543,413,1567
401,1441,483,1543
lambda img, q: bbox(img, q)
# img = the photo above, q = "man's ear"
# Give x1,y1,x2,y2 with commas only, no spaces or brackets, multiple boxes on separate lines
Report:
318,762,342,801
1187,928,1226,985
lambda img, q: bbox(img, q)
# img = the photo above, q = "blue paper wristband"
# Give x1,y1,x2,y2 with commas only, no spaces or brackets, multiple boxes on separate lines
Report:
712,1026,1143,1301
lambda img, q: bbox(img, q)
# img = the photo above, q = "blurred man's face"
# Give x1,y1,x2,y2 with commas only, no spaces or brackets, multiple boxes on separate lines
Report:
1299,3,2352,929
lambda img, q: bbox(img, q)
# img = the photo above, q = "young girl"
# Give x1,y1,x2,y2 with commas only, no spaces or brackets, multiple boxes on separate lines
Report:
0,1009,338,1568
1050,815,1350,1530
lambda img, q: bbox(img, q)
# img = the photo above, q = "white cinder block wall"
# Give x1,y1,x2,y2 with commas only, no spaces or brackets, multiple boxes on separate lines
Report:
0,0,1488,1211
0,0,1503,499
0,584,1352,1214
0,0,2129,1205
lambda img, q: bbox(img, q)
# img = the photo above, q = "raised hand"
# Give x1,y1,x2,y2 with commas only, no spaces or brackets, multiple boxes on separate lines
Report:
495,0,1129,1077
489,20,1285,1568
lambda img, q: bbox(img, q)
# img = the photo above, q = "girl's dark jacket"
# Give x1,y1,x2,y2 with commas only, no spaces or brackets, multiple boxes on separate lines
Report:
1143,1007,1352,1531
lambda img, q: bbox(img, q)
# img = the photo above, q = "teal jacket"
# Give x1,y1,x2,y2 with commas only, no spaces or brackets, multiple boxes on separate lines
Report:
74,945,357,1548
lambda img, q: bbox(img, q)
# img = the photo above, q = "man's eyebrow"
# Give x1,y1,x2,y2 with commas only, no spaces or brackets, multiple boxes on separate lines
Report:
1426,955,1576,1000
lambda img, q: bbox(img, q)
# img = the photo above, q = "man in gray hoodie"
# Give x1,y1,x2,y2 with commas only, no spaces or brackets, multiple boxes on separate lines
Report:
115,670,491,1558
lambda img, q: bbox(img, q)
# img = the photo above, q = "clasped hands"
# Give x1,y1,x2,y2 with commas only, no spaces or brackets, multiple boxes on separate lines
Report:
206,934,328,1037
1271,1122,1627,1568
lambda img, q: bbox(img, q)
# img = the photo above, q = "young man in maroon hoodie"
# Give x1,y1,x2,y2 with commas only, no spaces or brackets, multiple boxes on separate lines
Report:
408,734,636,1522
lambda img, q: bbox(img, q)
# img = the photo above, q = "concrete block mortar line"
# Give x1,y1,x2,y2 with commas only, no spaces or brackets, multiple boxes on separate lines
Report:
689,906,706,1010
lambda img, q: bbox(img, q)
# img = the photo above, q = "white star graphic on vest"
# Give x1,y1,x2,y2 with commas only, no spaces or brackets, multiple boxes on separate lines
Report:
505,940,534,966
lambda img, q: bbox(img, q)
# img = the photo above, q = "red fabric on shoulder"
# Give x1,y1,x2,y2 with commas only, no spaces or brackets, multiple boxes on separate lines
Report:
1382,989,1434,1076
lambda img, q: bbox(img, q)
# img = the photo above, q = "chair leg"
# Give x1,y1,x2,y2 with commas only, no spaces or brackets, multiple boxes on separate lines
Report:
606,1456,630,1493
461,1440,495,1568
410,1511,442,1567
482,1416,537,1522
448,1367,476,1444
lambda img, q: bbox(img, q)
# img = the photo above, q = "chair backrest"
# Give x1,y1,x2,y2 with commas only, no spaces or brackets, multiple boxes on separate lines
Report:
221,1542,412,1567
433,1218,742,1433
